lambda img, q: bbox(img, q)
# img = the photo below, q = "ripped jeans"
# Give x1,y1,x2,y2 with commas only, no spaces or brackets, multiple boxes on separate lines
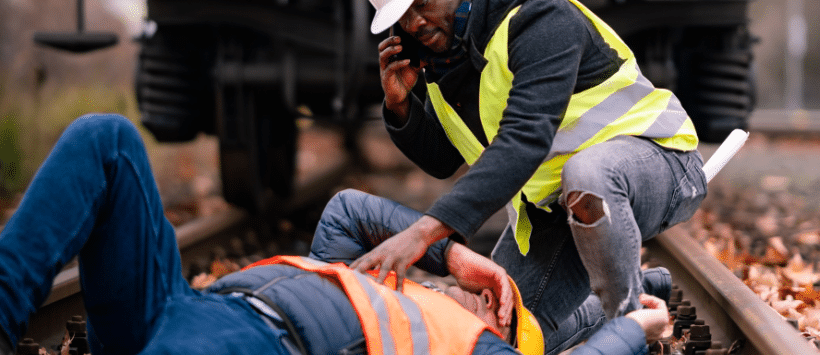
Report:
492,135,706,355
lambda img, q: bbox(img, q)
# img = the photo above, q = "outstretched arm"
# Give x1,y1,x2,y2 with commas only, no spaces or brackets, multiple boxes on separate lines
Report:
309,189,513,326
350,215,453,289
308,189,452,276
571,294,670,355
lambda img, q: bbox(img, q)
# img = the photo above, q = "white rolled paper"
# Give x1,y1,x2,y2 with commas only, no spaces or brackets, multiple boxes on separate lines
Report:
702,128,749,183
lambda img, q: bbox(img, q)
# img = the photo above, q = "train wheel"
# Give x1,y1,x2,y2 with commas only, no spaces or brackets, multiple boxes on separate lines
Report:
218,85,296,214
676,26,755,143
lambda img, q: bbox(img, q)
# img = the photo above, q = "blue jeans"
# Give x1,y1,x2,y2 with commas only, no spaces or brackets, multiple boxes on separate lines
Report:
0,115,289,354
492,135,706,354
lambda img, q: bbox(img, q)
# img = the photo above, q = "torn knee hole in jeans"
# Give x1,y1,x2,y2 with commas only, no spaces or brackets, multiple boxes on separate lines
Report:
566,191,610,226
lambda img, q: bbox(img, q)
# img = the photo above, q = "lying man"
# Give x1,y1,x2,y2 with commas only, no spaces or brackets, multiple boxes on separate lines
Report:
0,114,669,355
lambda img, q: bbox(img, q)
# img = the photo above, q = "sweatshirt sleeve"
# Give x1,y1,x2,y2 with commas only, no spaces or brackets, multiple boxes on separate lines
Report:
424,0,591,239
571,317,649,355
471,331,520,355
384,93,466,179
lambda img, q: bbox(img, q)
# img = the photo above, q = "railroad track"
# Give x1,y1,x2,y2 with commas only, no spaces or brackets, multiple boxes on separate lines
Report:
644,227,819,355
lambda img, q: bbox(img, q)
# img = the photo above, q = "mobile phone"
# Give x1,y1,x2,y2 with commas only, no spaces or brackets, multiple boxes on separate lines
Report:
390,25,421,68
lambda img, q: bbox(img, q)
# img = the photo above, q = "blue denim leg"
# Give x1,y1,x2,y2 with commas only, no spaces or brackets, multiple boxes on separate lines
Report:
543,266,671,355
138,294,288,355
545,294,605,355
491,219,589,352
0,114,196,354
560,136,705,321
493,136,705,354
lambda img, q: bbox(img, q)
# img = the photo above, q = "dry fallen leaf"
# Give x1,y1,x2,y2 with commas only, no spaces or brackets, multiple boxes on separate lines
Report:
209,259,240,279
782,254,820,286
797,230,820,246
60,331,73,355
796,287,820,309
802,310,820,330
761,237,789,266
190,272,218,290
805,326,820,340
756,213,780,237
772,297,805,316
747,265,780,288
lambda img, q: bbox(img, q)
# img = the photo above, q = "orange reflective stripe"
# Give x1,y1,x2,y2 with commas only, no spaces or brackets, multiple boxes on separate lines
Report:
247,256,391,355
379,272,499,353
245,256,492,355
370,277,414,355
400,279,499,354
334,267,395,355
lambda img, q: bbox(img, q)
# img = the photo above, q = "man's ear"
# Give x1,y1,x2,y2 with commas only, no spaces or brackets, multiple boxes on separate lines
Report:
480,289,496,310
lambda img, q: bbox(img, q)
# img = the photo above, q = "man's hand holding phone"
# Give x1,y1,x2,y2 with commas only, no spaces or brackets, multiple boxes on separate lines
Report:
379,27,423,124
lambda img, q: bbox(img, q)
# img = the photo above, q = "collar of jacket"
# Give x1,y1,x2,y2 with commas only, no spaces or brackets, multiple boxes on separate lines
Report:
421,0,471,79
423,0,527,81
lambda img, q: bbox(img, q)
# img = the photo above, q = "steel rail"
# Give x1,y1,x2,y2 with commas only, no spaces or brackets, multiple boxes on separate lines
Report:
749,109,820,135
645,226,820,355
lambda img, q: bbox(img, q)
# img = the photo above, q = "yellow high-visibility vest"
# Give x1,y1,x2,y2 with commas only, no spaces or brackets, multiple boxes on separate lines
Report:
427,0,698,255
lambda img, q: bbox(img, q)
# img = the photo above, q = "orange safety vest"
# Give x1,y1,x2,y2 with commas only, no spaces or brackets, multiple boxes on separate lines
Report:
244,255,500,355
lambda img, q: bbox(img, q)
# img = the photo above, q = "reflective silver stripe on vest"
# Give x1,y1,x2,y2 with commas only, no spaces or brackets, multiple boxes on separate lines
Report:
352,271,430,355
642,93,688,137
546,66,687,161
352,271,398,355
395,294,429,355
294,257,436,354
299,256,329,266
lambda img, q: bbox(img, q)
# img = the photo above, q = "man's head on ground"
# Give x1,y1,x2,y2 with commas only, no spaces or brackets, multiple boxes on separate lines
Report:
369,0,460,52
444,286,511,340
443,278,544,355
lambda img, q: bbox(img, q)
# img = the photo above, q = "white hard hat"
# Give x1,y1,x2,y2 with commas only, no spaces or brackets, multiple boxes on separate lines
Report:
369,0,414,34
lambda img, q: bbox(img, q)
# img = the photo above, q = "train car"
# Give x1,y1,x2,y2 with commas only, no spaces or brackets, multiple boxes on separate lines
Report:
37,0,756,213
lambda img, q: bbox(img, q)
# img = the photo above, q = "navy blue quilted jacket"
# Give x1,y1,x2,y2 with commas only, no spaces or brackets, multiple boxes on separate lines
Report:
206,189,648,354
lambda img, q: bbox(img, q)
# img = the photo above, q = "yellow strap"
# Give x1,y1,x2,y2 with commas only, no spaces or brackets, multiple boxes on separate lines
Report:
478,6,519,143
511,192,533,255
428,84,484,164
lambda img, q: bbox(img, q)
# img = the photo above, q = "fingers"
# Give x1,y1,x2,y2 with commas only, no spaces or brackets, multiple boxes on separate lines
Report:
349,255,367,271
631,294,671,344
378,36,404,68
352,251,410,293
351,251,383,273
377,265,390,286
626,308,670,344
639,294,666,310
498,291,512,326
497,275,513,327
378,35,401,52
395,268,406,293
378,36,413,83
